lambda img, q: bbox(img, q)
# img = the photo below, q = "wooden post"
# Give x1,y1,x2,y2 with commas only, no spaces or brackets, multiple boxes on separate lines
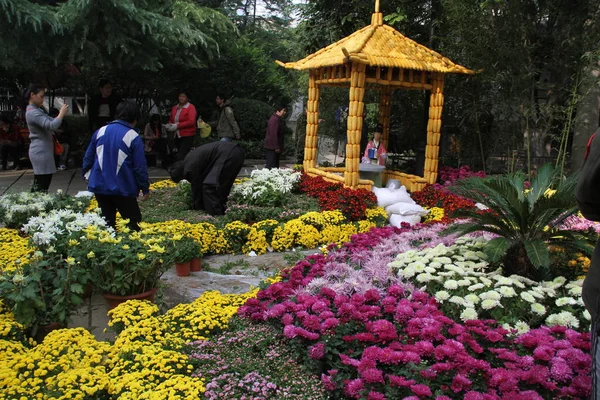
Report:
345,62,367,188
304,69,322,171
378,87,393,150
424,73,445,184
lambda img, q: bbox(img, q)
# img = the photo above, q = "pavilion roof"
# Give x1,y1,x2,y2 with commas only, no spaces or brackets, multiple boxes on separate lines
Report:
277,18,474,75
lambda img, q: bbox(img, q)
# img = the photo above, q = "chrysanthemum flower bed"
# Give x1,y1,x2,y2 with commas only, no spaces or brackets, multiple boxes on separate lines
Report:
0,289,256,399
239,224,592,398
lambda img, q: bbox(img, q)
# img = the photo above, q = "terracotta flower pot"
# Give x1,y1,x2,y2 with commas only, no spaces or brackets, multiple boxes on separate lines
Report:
102,287,158,310
175,261,191,277
190,257,203,272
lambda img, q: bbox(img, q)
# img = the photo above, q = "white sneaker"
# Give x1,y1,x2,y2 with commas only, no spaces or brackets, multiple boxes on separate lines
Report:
58,165,66,171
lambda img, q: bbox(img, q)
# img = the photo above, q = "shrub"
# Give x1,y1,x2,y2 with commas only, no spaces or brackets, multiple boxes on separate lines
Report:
299,174,377,221
231,98,273,141
445,164,594,280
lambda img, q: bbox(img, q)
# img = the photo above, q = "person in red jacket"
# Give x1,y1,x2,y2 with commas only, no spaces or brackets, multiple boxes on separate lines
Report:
166,91,197,161
264,105,287,169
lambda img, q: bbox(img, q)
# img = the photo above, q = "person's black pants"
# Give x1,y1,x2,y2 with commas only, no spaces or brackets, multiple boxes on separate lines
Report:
1,144,22,169
203,146,245,215
176,136,194,161
265,149,280,169
95,194,142,231
31,174,53,193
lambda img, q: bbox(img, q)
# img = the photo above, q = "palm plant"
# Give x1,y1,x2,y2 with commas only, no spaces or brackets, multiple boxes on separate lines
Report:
444,164,594,280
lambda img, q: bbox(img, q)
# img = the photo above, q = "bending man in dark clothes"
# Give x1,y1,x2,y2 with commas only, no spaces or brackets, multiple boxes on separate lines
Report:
168,141,245,215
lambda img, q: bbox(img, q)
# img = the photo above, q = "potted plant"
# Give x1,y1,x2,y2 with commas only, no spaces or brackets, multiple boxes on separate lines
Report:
172,236,198,277
0,253,90,340
75,226,172,309
190,241,203,272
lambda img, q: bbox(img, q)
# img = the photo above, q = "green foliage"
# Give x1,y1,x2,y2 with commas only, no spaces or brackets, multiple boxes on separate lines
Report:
231,98,273,141
78,234,172,296
0,255,89,329
444,164,595,279
170,236,202,263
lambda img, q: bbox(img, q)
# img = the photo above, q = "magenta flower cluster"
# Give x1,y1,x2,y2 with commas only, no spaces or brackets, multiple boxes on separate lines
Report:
239,224,592,398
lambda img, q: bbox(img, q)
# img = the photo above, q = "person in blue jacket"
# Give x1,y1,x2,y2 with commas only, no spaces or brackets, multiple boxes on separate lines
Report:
82,101,149,231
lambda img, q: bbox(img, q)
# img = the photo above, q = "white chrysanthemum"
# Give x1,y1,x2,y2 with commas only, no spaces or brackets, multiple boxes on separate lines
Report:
583,309,592,321
424,267,436,274
481,299,502,310
468,283,485,291
443,280,459,290
494,276,515,286
569,286,583,296
479,290,501,301
435,291,451,302
480,277,493,286
457,279,471,287
460,308,478,321
464,294,480,304
428,261,442,269
514,321,530,334
411,262,426,273
553,276,567,286
545,311,579,329
497,286,517,298
555,297,577,307
400,267,416,279
531,303,546,316
437,272,455,277
449,296,465,306
433,256,452,264
416,273,435,283
520,292,536,303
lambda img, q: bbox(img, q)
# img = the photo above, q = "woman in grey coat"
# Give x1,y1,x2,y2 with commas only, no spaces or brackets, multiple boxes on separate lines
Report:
25,83,68,192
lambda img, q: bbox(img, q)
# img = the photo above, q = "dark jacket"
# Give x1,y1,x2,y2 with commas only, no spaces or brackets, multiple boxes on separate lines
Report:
82,120,149,197
577,128,600,221
181,141,245,215
214,100,240,139
88,94,121,131
577,127,600,320
265,113,284,151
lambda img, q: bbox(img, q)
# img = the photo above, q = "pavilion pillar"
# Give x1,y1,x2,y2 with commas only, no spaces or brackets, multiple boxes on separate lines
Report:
378,87,393,151
304,69,321,171
424,73,445,184
345,62,367,188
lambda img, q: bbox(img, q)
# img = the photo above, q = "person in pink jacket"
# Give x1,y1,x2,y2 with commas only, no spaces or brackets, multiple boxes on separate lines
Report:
166,91,197,161
362,125,387,166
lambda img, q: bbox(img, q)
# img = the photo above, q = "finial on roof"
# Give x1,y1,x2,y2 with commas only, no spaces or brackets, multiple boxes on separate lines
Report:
371,0,383,26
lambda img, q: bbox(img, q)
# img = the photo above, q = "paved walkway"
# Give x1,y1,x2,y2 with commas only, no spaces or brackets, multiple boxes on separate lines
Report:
0,159,293,195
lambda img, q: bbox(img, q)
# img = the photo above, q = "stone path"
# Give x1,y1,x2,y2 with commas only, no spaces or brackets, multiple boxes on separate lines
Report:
69,249,316,341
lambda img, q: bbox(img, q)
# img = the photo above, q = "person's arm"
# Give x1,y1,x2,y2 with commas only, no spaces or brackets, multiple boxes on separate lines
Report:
225,107,240,138
363,142,372,160
81,130,98,177
131,136,150,195
175,105,197,130
30,107,64,132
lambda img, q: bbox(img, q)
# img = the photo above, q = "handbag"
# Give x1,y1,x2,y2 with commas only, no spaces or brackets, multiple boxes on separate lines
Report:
53,135,64,155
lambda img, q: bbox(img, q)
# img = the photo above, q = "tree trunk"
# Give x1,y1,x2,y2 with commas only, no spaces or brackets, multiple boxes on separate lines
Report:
502,243,536,279
571,57,600,171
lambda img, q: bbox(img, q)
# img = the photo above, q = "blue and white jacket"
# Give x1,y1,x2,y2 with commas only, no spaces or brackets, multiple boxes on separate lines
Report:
82,120,149,197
